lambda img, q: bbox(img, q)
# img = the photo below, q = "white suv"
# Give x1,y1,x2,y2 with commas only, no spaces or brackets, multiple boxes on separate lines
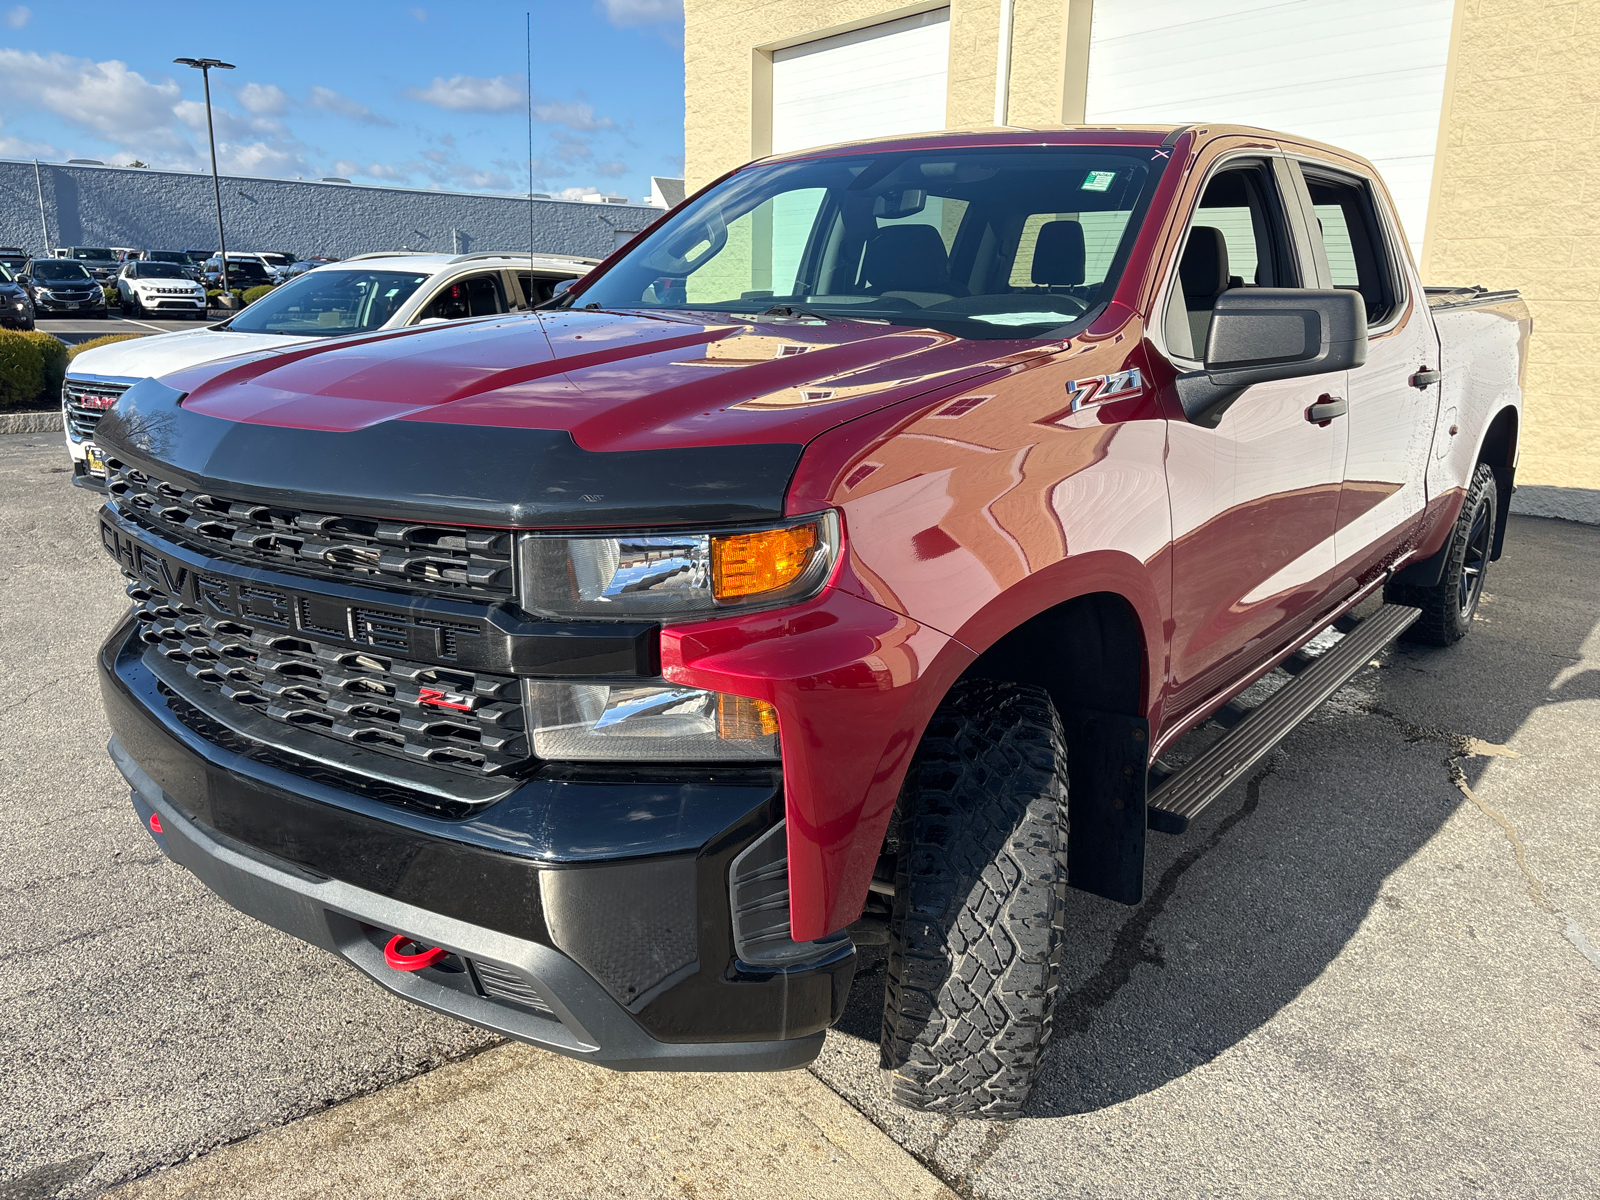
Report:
114,260,209,319
64,251,597,480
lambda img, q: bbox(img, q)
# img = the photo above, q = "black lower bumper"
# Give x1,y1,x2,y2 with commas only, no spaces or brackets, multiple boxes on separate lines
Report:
101,620,854,1071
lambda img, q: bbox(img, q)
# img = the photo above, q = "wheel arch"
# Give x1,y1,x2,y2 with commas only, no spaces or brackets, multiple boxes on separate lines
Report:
1476,404,1518,560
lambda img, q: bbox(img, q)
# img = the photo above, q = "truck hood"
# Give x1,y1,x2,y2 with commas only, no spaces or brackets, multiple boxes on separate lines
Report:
99,309,1048,529
66,326,317,382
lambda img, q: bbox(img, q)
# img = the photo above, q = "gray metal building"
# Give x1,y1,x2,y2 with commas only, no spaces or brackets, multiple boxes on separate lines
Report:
0,158,662,261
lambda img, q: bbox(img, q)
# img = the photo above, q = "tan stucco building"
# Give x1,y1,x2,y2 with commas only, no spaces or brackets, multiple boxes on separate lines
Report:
684,0,1599,517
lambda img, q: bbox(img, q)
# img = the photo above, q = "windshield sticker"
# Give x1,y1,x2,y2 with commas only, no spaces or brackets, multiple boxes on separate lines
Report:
1081,170,1117,192
970,312,1069,326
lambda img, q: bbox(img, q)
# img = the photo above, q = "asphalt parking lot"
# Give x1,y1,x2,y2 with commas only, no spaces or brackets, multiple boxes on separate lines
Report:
1,431,1596,1198
36,313,211,345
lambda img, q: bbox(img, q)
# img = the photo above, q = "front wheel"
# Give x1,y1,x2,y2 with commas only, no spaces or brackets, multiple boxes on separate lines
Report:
880,678,1069,1117
1389,461,1497,645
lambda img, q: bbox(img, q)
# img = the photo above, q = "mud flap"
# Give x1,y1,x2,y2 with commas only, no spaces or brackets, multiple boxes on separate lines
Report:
1059,708,1148,906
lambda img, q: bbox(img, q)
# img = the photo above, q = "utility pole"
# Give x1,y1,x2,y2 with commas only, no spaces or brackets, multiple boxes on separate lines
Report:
174,57,236,307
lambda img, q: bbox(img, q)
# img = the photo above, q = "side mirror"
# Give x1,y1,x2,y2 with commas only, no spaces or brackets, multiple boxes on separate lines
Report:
551,278,576,298
1175,289,1368,427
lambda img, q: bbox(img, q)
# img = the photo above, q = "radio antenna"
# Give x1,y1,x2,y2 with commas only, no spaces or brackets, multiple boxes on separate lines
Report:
526,11,535,272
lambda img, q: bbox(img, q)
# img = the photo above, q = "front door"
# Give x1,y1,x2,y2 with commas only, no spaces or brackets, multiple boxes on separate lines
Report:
1162,157,1349,728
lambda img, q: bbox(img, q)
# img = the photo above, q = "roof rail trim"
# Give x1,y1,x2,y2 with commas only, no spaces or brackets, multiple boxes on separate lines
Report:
1160,125,1196,149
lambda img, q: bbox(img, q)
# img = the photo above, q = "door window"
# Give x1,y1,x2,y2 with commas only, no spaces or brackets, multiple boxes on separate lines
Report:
421,273,507,321
1302,170,1399,324
1164,163,1298,360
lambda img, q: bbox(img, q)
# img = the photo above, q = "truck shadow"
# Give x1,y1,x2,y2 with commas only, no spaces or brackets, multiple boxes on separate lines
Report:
828,516,1600,1118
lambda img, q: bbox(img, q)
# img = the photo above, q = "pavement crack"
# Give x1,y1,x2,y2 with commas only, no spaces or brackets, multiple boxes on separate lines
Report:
1053,760,1274,1041
0,676,69,716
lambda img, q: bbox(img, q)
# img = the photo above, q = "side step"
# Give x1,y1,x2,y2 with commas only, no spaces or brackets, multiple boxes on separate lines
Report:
1147,603,1420,834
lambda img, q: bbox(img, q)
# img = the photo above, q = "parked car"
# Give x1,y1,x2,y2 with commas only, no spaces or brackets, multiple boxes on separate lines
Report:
93,119,1524,1118
63,251,595,480
114,261,208,320
0,246,30,274
0,262,35,329
285,257,337,278
52,246,120,282
183,249,214,265
199,257,275,290
138,250,204,281
22,258,106,317
240,251,297,281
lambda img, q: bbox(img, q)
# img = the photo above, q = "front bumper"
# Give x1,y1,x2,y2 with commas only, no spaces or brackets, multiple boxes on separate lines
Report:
34,294,104,313
101,619,854,1070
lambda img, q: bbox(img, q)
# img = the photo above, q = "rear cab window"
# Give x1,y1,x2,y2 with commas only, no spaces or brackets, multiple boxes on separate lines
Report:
420,273,508,322
1297,164,1403,326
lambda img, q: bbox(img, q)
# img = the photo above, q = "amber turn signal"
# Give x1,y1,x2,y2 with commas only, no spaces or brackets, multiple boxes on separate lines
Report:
716,693,780,740
711,523,818,601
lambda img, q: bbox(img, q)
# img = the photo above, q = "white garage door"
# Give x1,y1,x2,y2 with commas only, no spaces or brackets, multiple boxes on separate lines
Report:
1083,0,1455,260
771,8,950,156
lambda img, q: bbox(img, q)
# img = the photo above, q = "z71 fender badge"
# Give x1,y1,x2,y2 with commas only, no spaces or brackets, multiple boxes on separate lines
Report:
1065,368,1144,413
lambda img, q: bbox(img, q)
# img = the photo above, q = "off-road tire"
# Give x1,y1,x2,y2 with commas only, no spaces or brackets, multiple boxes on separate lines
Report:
1389,462,1497,646
880,679,1068,1117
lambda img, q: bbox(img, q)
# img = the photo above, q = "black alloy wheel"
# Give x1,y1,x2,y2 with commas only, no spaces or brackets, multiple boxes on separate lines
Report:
1389,461,1498,645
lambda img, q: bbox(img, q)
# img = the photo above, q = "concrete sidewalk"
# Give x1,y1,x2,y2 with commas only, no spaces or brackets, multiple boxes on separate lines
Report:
103,1044,954,1200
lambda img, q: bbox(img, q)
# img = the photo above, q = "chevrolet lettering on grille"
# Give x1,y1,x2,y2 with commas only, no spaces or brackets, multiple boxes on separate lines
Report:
101,518,480,665
98,507,660,678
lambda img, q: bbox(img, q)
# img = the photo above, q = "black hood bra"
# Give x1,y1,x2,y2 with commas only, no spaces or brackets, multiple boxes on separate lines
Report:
96,377,803,530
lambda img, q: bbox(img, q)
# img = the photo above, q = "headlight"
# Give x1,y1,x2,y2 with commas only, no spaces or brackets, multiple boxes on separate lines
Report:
518,510,838,620
524,681,779,761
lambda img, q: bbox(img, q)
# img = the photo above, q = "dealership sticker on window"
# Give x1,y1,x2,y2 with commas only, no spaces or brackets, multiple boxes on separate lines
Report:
1081,170,1116,192
971,312,1070,326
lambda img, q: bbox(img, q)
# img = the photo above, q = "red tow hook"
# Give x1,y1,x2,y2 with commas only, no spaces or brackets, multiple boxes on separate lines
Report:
384,935,449,972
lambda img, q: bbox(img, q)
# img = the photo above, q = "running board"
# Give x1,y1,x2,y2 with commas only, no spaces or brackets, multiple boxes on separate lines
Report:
1147,603,1420,835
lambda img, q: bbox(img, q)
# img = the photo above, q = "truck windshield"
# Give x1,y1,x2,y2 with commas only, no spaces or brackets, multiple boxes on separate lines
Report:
72,248,116,261
573,145,1167,339
145,251,188,264
223,269,429,336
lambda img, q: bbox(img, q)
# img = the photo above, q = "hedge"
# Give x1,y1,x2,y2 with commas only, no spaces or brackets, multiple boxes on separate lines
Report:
67,333,147,362
0,330,44,407
18,330,68,398
241,284,276,306
204,288,245,307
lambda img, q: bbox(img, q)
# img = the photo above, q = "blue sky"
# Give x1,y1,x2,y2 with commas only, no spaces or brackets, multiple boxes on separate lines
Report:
0,0,685,203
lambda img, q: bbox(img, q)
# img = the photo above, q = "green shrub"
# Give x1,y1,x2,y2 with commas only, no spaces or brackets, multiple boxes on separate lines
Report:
18,330,68,398
67,333,147,362
0,330,45,408
204,288,244,307
241,284,276,306
102,286,118,305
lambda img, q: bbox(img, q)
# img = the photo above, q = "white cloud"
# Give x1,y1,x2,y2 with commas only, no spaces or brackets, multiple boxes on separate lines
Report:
595,0,681,26
236,82,288,115
406,74,523,113
558,186,603,200
307,85,393,126
420,148,449,164
0,50,187,150
554,135,592,163
333,158,409,181
4,5,29,29
449,163,512,190
532,99,616,132
409,5,426,19
220,141,305,177
595,160,628,177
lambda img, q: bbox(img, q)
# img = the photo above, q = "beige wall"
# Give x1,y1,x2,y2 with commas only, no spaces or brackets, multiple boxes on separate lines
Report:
686,0,1597,494
1422,0,1600,491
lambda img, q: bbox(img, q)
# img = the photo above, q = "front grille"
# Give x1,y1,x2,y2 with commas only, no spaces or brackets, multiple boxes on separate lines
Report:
127,571,529,778
63,379,130,442
106,459,515,600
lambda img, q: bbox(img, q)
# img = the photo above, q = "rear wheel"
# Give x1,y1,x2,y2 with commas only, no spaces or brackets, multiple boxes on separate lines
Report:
880,679,1068,1117
1389,461,1497,645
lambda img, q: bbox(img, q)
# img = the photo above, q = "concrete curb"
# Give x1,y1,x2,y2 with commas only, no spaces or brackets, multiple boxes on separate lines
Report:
1510,484,1600,526
0,410,63,435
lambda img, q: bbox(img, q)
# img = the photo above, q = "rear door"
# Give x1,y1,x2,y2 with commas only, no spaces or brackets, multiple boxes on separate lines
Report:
1160,153,1350,724
1289,157,1440,582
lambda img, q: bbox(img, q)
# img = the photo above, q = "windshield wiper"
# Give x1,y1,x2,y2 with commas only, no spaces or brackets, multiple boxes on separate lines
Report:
757,303,888,326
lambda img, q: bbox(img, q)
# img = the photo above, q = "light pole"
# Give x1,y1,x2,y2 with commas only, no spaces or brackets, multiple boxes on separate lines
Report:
174,57,236,307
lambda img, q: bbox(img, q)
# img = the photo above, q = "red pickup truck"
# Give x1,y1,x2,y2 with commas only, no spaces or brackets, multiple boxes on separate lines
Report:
95,124,1527,1116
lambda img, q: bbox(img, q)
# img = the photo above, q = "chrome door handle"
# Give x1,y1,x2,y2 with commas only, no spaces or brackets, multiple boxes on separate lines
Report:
1410,368,1442,388
1307,395,1348,424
